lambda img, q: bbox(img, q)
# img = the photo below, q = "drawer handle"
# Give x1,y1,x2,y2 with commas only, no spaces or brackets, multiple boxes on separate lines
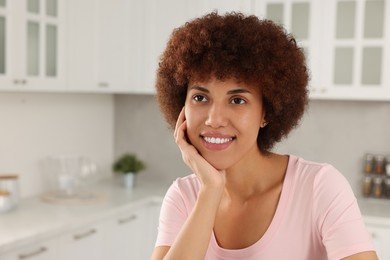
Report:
18,247,47,259
73,229,97,240
118,214,137,225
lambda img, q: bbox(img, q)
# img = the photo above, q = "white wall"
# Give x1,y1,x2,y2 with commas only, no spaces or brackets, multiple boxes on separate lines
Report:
0,93,114,198
114,95,390,197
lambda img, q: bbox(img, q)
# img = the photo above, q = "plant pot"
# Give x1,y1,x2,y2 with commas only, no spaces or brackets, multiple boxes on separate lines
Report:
123,173,136,189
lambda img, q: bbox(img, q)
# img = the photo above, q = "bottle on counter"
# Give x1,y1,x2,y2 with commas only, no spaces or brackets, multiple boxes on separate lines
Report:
362,175,373,197
363,154,374,174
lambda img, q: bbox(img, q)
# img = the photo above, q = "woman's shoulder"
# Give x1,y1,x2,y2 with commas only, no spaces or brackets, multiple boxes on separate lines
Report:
165,173,201,204
289,155,342,177
288,155,353,196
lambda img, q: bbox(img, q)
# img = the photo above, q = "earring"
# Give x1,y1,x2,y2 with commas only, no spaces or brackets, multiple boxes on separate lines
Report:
262,121,268,128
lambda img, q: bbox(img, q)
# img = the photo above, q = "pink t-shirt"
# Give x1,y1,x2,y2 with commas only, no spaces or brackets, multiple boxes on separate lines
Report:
155,155,375,259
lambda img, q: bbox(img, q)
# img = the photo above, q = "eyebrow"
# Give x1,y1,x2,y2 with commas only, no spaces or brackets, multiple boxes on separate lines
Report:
190,85,252,95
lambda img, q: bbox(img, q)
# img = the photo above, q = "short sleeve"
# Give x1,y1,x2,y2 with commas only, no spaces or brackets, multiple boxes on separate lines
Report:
155,180,188,247
313,165,375,260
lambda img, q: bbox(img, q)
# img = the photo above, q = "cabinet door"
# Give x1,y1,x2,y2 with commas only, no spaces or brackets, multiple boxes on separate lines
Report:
103,206,148,260
95,0,129,92
142,0,192,94
144,202,162,257
253,0,322,96
67,0,97,91
366,224,390,259
317,0,390,100
2,239,58,260
58,223,105,260
0,0,14,88
15,0,66,90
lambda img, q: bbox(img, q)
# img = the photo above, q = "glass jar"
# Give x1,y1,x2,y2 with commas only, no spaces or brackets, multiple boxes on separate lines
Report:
384,178,390,198
362,175,372,197
373,176,383,198
363,154,374,173
374,155,385,174
0,175,19,211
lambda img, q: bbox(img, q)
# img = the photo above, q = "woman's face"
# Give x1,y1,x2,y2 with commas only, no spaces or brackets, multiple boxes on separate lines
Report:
184,77,266,170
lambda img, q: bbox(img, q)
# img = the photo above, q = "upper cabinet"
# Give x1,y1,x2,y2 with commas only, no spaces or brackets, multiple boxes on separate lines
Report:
140,0,193,94
254,0,390,100
318,0,390,100
67,0,142,93
0,0,66,91
254,0,322,97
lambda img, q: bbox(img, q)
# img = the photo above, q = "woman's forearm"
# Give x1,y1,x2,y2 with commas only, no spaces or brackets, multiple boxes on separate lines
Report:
164,188,222,260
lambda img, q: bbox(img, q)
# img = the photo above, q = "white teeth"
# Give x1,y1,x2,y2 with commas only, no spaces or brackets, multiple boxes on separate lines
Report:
203,136,233,144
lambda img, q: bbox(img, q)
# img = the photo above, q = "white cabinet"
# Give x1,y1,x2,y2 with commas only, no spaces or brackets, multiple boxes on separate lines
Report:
104,206,149,260
57,222,106,260
67,0,144,93
317,0,390,100
254,0,390,100
141,0,193,94
2,238,58,260
145,202,162,256
103,201,162,260
0,0,66,91
253,0,322,96
66,0,97,91
366,223,390,259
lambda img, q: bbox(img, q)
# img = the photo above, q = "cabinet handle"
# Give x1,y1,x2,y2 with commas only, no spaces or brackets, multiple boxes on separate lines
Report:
14,79,20,84
18,247,47,259
118,214,137,225
98,82,109,88
73,228,97,240
21,79,27,85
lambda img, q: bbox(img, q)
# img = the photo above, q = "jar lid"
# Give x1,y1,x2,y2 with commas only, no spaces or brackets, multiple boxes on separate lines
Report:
374,177,383,184
374,155,385,161
0,175,18,179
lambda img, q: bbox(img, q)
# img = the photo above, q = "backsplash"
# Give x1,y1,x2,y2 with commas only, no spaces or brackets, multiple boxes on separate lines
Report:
0,93,114,198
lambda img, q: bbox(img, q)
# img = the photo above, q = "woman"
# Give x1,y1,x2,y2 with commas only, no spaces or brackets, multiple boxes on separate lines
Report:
152,12,377,260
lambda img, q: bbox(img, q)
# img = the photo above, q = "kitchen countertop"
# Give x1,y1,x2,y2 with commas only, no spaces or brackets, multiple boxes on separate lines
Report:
0,177,170,255
358,197,390,226
1,177,390,255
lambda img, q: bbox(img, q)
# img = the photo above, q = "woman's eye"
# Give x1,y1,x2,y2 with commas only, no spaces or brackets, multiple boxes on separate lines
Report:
230,97,246,104
193,95,208,102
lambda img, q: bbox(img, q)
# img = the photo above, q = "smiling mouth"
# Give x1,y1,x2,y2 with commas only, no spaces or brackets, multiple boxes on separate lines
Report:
201,136,235,144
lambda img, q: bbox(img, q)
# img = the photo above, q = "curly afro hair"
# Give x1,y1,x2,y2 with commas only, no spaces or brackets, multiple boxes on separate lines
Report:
156,12,309,152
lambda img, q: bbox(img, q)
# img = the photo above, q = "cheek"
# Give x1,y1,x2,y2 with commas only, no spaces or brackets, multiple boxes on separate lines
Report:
184,107,203,141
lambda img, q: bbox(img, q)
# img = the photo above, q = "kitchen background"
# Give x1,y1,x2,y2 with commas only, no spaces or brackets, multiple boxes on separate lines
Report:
1,0,390,259
2,93,389,199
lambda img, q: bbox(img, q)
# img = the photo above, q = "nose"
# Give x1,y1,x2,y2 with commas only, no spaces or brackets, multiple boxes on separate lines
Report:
204,103,228,128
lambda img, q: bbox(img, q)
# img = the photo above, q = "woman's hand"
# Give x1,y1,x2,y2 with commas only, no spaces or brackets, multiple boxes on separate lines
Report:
174,107,226,193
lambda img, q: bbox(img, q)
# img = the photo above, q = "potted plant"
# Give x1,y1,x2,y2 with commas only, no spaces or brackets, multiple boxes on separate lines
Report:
112,153,145,189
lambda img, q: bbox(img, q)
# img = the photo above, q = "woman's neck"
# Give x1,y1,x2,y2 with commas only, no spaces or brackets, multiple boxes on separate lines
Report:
223,152,288,202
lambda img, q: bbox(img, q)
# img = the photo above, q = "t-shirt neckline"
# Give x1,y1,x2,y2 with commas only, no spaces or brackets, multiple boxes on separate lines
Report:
210,155,296,258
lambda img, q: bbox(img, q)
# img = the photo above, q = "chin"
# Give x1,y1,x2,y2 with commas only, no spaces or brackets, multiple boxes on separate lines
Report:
201,154,234,171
